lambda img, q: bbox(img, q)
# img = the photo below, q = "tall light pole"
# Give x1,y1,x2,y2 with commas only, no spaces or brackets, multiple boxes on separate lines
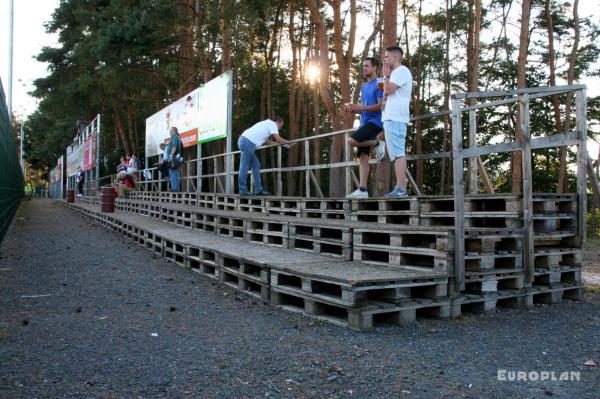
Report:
8,0,14,123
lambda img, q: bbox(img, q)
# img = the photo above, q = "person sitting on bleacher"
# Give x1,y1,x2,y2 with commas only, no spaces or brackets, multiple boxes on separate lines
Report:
115,171,137,198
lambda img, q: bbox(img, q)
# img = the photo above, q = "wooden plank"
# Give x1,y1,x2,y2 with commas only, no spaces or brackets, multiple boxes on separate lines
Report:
277,146,283,196
411,110,451,121
476,156,494,193
453,84,586,100
406,169,422,196
309,170,324,198
587,156,600,202
576,89,587,246
350,170,360,189
451,97,465,293
304,141,310,197
461,97,516,112
197,143,202,193
462,133,578,158
519,93,535,285
344,132,352,196
468,110,478,194
531,132,579,150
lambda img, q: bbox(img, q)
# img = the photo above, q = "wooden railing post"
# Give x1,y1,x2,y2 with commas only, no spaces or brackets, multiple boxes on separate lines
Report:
344,132,352,196
576,88,588,246
468,109,478,194
277,146,283,196
519,93,534,285
196,143,202,192
304,141,311,198
451,97,465,293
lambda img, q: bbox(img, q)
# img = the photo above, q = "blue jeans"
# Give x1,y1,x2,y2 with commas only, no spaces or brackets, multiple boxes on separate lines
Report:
238,137,262,194
169,166,180,192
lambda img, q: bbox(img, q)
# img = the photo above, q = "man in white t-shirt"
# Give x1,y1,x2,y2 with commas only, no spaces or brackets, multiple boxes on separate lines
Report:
238,116,289,195
382,45,413,197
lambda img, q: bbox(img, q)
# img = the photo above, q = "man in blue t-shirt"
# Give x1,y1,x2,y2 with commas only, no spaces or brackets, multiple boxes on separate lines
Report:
344,57,385,199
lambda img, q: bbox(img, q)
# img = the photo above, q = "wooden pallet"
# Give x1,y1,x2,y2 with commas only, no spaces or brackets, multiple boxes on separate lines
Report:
186,246,219,280
301,199,350,220
353,229,453,272
350,198,419,225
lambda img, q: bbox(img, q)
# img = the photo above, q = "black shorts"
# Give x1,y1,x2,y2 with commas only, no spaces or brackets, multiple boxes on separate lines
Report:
350,122,382,157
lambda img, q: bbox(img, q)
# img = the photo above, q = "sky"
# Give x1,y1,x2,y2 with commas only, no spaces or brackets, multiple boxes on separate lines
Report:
0,0,598,158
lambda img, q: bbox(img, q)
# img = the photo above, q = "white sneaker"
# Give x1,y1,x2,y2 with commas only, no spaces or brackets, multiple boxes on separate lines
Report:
346,188,369,199
375,140,386,162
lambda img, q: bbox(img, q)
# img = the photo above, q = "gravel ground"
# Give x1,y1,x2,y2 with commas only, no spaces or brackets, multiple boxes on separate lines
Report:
1,199,599,399
583,239,600,287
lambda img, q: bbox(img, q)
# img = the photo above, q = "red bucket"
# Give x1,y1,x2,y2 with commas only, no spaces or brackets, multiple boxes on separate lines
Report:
100,187,115,213
66,189,75,203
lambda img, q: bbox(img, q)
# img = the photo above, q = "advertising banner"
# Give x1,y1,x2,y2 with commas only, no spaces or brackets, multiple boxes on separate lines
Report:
50,156,63,183
66,144,83,177
83,134,96,171
145,70,232,157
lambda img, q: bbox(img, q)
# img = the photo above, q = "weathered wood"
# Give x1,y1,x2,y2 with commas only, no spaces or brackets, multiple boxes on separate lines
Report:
277,146,283,196
519,93,534,284
452,84,586,100
451,97,465,292
406,169,422,196
309,170,324,198
576,89,587,246
476,156,494,193
462,133,578,158
197,143,202,193
344,132,352,195
304,141,311,197
350,170,360,189
468,110,478,194
587,156,600,202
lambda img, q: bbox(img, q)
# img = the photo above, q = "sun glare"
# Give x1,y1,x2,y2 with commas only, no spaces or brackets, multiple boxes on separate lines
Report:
307,64,320,84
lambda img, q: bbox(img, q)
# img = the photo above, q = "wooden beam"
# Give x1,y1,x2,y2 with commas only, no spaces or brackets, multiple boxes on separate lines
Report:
351,170,360,189
451,97,465,293
519,93,535,285
468,110,478,194
576,89,587,246
276,146,283,196
462,132,579,158
587,156,600,202
406,169,422,196
344,132,352,196
304,142,311,197
309,170,324,198
476,156,495,193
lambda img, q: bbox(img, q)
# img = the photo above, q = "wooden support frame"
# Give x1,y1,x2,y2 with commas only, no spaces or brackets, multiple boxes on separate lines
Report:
519,93,535,285
468,110,478,194
451,97,465,293
576,89,587,246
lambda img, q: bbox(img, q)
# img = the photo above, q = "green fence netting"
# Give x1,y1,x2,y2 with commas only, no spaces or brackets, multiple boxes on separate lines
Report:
0,79,24,245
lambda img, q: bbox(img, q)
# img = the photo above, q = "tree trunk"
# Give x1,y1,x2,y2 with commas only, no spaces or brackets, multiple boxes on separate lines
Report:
440,0,452,194
287,0,300,196
306,0,344,197
126,102,137,155
512,0,531,193
178,0,196,96
414,0,424,192
544,0,564,193
113,108,131,155
558,0,580,193
374,0,397,196
466,0,481,193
